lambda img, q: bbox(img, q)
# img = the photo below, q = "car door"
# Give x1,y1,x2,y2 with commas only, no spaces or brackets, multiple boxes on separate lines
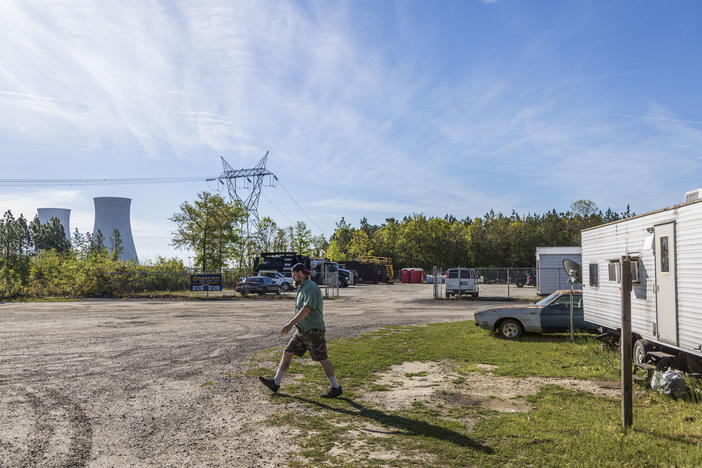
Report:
459,268,475,292
446,269,458,292
540,294,571,331
540,293,584,331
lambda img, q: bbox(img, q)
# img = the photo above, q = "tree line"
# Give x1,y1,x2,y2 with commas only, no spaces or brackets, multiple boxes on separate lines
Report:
324,200,634,271
0,194,632,298
0,209,184,298
169,191,329,271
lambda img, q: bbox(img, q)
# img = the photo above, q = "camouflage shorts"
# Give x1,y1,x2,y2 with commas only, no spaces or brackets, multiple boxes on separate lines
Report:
285,328,328,361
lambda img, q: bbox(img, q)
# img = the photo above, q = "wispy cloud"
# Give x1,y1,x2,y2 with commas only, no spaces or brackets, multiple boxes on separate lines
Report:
1,0,700,258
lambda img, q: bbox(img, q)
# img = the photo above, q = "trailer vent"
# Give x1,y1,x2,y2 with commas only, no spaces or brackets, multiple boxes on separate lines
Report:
685,188,702,203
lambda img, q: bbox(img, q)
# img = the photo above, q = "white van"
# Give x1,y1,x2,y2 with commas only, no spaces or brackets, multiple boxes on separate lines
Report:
445,267,478,298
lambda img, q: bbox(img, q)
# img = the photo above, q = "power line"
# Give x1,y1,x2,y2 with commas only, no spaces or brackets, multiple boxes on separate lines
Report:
276,179,325,235
0,176,214,187
260,193,296,226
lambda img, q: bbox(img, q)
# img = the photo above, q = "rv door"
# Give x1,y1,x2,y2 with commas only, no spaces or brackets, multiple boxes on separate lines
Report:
655,222,678,345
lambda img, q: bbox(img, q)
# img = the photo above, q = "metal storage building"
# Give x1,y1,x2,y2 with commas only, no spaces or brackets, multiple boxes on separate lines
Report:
535,246,581,295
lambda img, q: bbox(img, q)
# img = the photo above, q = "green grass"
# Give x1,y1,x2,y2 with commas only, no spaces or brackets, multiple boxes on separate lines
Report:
3,296,79,302
250,322,702,467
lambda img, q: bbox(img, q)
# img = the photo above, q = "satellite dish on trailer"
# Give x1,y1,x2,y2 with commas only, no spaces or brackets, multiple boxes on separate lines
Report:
562,259,582,284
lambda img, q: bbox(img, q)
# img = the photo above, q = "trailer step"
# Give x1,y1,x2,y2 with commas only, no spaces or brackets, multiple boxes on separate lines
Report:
648,351,676,359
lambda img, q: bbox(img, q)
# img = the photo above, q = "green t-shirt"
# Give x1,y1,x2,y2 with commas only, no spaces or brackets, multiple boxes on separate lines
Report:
295,279,325,332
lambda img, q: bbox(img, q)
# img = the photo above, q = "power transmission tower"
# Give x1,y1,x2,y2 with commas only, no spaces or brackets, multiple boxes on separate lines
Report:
208,151,277,267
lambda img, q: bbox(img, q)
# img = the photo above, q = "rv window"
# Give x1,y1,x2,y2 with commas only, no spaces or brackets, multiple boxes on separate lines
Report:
660,237,669,272
608,262,621,283
631,260,641,282
589,264,599,287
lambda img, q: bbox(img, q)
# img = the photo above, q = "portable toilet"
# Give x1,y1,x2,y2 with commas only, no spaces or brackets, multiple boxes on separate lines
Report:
401,268,412,283
410,268,424,283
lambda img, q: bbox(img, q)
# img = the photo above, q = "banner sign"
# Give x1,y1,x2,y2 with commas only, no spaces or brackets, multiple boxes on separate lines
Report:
190,274,222,292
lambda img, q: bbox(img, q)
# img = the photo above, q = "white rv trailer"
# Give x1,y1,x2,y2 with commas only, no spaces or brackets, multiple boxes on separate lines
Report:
581,193,702,370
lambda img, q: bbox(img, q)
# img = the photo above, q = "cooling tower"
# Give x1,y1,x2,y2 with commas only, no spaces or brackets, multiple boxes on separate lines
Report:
37,208,71,242
93,197,138,263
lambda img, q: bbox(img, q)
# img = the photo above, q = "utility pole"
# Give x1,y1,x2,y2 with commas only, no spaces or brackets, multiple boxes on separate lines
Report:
621,256,633,429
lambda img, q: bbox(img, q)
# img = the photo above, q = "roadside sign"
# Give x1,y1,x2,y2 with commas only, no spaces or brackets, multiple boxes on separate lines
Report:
190,274,222,292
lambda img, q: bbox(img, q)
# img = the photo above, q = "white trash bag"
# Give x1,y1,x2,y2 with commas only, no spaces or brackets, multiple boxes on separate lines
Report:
651,367,688,398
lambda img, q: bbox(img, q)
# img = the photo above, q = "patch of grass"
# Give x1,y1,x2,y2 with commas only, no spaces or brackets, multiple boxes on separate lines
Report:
200,380,217,387
4,296,79,302
252,322,702,466
405,371,428,378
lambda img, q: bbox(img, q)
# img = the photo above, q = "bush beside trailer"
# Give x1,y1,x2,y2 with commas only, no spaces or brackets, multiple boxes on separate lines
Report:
581,193,702,372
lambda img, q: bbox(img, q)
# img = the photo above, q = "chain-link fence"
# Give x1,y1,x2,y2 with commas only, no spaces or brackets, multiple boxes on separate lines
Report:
430,267,577,300
97,268,346,298
322,266,340,298
96,270,250,297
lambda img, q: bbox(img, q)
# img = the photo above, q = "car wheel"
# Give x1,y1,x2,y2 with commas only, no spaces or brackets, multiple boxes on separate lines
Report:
633,339,651,365
498,319,523,339
282,282,290,292
516,282,524,288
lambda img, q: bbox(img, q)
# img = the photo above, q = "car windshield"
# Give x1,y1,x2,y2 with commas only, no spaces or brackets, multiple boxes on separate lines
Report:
536,292,560,306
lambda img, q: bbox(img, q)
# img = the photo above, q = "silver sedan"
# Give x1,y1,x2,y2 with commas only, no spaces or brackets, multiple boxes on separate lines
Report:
473,290,596,339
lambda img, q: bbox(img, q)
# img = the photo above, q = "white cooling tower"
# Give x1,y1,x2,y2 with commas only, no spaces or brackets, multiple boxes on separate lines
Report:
37,208,71,242
93,197,138,263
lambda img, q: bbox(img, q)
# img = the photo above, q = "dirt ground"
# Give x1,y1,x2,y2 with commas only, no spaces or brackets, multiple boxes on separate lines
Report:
0,283,504,467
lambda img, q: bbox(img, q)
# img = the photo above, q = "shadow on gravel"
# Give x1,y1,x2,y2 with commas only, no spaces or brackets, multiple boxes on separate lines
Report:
279,394,493,454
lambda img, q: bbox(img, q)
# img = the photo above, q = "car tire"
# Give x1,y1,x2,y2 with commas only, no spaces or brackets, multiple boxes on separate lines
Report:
498,319,523,339
282,282,290,292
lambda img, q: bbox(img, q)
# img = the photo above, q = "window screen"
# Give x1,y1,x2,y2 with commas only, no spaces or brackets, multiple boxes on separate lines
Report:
589,263,599,287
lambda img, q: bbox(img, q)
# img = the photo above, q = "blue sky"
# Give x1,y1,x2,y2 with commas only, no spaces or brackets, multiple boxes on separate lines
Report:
1,0,701,262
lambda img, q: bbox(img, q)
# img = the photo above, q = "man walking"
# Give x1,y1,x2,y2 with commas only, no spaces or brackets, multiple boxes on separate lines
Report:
259,263,342,398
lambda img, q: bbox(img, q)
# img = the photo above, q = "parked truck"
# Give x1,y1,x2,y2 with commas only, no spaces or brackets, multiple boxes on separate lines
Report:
254,252,342,287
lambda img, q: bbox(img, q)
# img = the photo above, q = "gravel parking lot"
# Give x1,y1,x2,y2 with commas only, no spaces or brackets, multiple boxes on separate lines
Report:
0,284,513,467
